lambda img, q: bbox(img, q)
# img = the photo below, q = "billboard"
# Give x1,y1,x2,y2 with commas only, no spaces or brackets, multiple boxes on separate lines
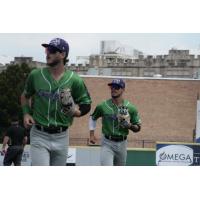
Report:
156,142,200,166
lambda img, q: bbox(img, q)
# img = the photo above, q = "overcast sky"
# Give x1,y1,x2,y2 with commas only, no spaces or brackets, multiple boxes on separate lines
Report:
1,33,200,64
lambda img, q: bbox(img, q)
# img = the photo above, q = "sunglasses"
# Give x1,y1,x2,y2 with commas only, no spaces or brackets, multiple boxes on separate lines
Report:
45,46,62,54
110,85,121,90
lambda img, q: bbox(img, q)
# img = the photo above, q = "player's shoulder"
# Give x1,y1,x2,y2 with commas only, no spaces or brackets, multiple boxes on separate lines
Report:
95,100,108,108
100,99,113,110
66,70,81,80
102,99,110,105
124,100,138,111
28,68,42,77
65,70,85,84
31,68,41,74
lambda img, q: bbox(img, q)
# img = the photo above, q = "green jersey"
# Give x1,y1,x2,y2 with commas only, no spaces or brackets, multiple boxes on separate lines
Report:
23,68,91,127
91,99,141,136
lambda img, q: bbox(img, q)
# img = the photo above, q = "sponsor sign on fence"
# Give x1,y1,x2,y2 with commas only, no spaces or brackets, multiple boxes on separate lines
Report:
66,148,76,165
156,142,200,166
0,145,76,166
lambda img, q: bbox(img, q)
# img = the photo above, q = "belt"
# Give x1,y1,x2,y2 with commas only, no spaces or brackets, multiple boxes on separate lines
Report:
105,135,127,142
35,125,68,134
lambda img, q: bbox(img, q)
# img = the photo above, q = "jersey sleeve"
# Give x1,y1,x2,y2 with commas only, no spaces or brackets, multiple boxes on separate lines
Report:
129,105,141,125
91,104,102,121
71,75,92,105
23,70,36,98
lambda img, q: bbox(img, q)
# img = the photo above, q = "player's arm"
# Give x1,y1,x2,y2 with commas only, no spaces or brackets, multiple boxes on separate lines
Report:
73,104,91,117
88,104,102,144
89,116,97,144
1,134,9,155
21,93,31,111
2,136,9,150
21,71,36,128
21,93,35,128
2,127,12,153
128,124,141,132
120,121,140,132
128,106,141,133
71,75,92,118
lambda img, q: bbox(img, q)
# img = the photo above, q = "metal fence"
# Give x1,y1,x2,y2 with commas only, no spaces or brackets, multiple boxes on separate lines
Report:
70,137,156,148
70,137,194,148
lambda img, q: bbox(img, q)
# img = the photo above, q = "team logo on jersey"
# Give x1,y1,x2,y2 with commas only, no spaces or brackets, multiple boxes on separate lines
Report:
37,90,59,101
104,114,118,121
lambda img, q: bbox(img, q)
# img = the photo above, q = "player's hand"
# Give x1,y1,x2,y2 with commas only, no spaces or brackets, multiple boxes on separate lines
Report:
72,107,81,117
23,114,35,129
89,135,97,144
119,120,131,129
130,124,141,133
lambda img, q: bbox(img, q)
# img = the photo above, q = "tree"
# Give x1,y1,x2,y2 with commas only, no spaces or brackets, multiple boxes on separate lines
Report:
0,63,34,140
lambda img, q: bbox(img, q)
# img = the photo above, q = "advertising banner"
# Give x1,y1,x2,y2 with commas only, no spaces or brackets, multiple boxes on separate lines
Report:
0,145,76,166
156,142,200,166
66,148,76,165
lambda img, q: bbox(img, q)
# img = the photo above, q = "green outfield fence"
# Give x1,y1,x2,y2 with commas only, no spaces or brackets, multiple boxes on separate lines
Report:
126,148,156,166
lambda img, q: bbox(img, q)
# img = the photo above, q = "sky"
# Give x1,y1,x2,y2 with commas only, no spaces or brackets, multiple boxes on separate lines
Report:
1,33,200,65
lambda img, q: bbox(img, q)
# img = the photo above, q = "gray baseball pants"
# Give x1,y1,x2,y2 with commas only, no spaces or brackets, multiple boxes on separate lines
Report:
100,135,127,166
30,125,69,166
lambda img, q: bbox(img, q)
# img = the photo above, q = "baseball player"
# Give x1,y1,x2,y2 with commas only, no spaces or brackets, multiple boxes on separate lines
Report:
21,38,92,166
89,79,141,166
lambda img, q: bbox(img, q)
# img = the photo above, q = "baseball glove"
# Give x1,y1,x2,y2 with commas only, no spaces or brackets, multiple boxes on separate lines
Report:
59,88,76,116
117,106,130,129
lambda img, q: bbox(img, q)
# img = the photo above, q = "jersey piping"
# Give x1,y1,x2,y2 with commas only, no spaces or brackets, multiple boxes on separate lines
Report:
41,69,51,127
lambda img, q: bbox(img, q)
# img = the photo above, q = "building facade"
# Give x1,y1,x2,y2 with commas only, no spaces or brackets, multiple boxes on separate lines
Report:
1,49,200,79
10,57,47,68
83,49,200,78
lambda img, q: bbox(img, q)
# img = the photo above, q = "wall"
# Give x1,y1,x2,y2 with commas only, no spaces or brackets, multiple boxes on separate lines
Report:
0,145,156,166
126,148,156,166
69,76,200,148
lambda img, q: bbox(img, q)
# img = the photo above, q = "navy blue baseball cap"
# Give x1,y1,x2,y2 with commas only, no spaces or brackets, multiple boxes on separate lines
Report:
108,78,125,89
42,38,69,57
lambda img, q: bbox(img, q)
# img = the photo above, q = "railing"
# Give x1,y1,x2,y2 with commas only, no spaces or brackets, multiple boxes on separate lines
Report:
70,137,194,148
70,138,155,148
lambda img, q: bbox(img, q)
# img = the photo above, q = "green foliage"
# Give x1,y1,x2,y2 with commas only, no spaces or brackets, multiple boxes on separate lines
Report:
0,63,34,139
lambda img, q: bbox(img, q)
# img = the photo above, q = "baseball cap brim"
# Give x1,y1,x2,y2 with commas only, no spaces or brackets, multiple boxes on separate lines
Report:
108,82,125,88
41,43,48,47
42,43,53,48
41,44,62,52
108,83,120,87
